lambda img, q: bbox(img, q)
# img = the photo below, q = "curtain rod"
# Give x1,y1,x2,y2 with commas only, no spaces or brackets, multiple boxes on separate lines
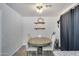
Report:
60,3,78,16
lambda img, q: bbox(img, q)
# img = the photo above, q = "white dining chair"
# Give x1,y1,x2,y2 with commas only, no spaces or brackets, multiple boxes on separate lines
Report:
43,33,56,55
26,34,37,56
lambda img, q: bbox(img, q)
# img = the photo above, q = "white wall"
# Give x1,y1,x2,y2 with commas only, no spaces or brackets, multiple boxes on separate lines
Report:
0,9,2,56
22,17,60,46
0,3,61,56
0,4,23,56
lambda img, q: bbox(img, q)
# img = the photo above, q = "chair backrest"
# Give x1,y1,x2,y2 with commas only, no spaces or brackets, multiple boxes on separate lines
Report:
51,34,56,50
26,34,32,48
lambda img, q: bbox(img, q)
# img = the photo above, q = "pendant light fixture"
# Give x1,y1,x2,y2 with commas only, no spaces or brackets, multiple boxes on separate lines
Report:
34,3,46,30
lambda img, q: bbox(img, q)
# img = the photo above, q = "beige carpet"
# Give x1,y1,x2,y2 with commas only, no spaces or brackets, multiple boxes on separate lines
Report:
13,45,27,56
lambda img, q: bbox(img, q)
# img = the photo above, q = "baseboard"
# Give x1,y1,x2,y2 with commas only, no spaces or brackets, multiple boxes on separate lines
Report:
11,44,23,56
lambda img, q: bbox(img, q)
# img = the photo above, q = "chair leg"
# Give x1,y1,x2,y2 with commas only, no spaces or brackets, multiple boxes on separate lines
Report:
27,51,31,56
42,51,44,56
27,51,37,56
35,51,37,56
42,50,53,56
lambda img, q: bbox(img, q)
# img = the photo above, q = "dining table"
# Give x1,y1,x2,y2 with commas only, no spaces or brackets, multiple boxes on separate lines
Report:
28,37,52,56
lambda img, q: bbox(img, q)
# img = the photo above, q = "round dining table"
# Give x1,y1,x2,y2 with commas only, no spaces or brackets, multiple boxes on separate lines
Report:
28,37,52,56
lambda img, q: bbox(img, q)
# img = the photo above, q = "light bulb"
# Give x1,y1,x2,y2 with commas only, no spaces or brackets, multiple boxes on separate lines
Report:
35,3,44,14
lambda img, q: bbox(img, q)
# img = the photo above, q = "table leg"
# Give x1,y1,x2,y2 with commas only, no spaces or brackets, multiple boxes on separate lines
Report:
37,46,42,56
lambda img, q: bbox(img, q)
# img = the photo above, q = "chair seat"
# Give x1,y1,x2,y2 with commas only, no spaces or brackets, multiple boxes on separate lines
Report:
26,47,37,51
43,46,53,51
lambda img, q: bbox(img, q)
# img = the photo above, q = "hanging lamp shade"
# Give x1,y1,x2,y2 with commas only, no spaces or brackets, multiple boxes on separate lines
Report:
34,17,46,30
34,17,45,24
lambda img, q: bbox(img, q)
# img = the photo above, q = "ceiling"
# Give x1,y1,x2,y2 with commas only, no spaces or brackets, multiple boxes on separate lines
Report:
6,3,73,17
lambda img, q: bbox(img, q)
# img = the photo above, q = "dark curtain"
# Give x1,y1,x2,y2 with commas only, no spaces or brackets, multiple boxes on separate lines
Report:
60,5,79,50
60,10,73,50
69,9,74,50
74,5,79,50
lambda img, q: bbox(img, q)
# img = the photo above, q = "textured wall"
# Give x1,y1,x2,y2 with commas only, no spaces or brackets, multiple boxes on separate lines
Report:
0,4,23,56
0,9,2,56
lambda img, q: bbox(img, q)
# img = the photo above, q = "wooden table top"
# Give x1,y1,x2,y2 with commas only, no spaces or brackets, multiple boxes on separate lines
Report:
28,37,52,47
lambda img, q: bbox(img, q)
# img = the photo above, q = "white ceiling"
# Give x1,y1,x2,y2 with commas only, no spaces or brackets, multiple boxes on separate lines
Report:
6,3,73,17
